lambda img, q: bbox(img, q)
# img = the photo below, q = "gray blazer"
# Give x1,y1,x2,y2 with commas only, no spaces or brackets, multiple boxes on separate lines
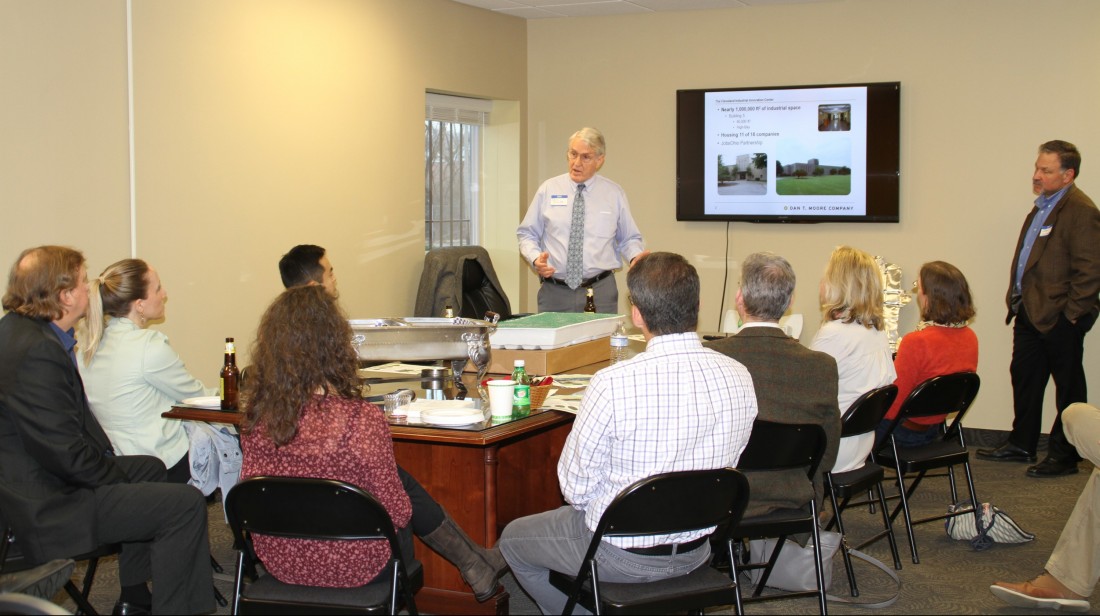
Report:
705,326,841,517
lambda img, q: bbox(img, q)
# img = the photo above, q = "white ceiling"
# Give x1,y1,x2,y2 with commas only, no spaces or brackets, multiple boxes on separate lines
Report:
450,0,830,20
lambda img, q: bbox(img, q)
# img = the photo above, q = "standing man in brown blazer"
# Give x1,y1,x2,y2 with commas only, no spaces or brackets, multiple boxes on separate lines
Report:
705,252,840,516
978,141,1100,477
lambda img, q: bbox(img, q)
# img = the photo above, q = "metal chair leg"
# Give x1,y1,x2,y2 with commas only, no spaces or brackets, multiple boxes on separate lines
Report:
875,481,903,570
65,580,99,616
826,476,859,597
892,469,920,564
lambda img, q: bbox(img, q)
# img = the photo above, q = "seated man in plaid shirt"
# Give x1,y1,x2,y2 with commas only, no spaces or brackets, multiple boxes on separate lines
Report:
498,251,758,614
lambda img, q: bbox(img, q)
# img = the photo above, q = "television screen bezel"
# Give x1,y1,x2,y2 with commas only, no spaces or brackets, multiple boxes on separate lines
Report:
676,81,900,223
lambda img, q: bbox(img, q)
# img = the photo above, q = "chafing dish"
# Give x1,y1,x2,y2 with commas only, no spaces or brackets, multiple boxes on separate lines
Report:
349,316,498,399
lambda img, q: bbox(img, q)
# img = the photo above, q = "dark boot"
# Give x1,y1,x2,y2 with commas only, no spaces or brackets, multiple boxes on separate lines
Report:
420,514,507,602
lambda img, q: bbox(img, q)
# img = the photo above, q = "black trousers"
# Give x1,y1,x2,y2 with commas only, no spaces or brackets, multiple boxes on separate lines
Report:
96,455,214,614
397,465,445,537
1009,307,1096,460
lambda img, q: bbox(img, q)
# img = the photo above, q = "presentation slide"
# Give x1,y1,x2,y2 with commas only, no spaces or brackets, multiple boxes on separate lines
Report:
703,86,868,217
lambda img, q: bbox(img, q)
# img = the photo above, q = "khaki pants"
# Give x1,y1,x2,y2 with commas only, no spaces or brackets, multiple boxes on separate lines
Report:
1046,402,1100,597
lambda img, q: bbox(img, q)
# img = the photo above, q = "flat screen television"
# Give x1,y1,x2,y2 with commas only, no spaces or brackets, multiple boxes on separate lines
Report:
676,81,900,223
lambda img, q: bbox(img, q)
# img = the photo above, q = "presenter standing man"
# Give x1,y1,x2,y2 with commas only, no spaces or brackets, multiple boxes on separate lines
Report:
978,140,1100,477
517,127,648,313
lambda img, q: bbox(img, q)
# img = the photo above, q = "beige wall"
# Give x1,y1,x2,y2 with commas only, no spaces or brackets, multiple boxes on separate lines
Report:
4,0,1099,433
0,1,131,276
1,0,526,380
525,0,1100,430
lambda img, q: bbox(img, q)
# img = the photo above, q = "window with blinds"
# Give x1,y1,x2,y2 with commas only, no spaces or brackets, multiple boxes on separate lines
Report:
425,94,491,251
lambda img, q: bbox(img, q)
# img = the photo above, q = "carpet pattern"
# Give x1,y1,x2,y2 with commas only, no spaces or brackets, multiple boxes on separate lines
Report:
51,446,1097,614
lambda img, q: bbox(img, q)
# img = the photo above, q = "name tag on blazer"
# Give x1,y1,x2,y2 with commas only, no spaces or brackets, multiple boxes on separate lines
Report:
1039,226,1053,237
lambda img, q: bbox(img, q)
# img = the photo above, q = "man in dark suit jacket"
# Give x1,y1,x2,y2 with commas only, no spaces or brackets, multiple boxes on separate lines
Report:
978,141,1100,478
705,252,840,517
0,246,214,614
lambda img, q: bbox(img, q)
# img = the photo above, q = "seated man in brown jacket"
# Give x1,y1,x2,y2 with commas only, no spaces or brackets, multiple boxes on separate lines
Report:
705,251,841,517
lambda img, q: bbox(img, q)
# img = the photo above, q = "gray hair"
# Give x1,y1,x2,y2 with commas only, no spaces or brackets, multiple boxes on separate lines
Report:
569,127,606,158
741,252,795,321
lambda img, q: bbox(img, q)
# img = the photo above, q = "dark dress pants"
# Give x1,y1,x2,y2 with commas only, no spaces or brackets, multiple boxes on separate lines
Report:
96,455,214,614
1009,307,1096,461
397,465,445,536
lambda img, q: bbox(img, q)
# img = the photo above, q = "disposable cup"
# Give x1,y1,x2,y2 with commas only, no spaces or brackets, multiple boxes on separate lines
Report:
487,379,516,417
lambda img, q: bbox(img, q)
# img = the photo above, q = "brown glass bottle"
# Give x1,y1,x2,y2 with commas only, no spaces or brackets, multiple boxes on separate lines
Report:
584,288,597,313
220,337,240,411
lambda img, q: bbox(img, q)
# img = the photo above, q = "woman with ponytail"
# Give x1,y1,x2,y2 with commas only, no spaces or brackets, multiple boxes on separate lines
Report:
79,258,213,483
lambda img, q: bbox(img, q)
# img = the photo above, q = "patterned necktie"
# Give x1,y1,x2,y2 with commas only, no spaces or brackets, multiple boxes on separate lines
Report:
565,183,586,289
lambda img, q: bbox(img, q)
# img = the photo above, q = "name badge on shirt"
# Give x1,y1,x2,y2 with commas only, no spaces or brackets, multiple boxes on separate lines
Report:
1039,225,1053,237
549,194,569,206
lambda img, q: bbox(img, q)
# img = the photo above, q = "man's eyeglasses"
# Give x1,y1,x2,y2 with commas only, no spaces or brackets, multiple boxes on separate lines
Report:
567,151,598,164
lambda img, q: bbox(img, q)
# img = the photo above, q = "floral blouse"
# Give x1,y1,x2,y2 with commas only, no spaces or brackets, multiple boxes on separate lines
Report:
240,395,412,587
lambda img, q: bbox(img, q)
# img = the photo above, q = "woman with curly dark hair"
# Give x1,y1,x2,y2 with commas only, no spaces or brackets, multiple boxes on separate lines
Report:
241,285,505,597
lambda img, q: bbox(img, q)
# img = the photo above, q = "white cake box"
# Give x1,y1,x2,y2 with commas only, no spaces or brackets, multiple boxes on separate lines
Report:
490,313,624,350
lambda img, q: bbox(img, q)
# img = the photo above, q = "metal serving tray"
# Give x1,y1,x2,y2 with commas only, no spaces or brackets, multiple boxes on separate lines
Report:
349,316,498,399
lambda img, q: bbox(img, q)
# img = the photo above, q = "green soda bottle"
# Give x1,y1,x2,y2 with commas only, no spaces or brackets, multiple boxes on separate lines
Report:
512,359,531,415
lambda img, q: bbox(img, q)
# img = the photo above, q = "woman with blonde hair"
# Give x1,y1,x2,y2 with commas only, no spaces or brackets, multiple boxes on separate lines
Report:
811,246,897,472
79,258,213,483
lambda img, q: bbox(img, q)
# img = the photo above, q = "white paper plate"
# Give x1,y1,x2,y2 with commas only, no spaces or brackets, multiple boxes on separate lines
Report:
406,399,476,412
181,396,221,410
420,408,485,426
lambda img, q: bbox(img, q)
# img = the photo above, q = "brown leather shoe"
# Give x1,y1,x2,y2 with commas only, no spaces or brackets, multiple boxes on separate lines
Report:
990,576,1090,612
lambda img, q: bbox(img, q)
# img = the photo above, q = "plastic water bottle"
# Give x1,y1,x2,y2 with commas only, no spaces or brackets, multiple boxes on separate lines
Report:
610,321,629,365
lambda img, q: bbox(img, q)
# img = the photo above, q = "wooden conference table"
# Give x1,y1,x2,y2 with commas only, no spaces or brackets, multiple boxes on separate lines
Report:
164,361,602,615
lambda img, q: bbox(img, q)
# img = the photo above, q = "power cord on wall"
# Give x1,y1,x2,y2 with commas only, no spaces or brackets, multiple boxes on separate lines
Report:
716,220,731,331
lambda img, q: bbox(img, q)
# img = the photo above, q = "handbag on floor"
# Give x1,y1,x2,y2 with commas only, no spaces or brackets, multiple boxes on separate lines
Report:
747,530,841,591
747,531,901,608
945,501,1035,550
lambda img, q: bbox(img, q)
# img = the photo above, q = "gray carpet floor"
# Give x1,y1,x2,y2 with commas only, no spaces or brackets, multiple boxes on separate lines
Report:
50,448,1098,615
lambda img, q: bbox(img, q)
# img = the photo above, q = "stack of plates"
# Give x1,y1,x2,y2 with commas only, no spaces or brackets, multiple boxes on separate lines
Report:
418,401,485,426
181,396,221,409
406,399,476,412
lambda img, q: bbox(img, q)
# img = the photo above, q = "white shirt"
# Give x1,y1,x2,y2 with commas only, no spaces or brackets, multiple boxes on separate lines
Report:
78,317,214,466
557,332,758,548
810,319,896,472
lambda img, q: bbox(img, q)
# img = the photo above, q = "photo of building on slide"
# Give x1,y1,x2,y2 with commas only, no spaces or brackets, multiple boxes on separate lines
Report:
716,152,767,195
775,136,851,195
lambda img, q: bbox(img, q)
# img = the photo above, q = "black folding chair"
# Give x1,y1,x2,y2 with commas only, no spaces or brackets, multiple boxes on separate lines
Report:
822,385,902,597
225,476,422,615
548,469,750,615
873,372,981,564
731,420,829,615
1,515,117,616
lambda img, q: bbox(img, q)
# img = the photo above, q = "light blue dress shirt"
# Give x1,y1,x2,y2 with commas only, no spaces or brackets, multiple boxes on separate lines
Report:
517,173,645,280
1014,185,1071,296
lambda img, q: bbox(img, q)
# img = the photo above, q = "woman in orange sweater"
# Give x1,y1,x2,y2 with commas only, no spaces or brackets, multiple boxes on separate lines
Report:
876,261,978,447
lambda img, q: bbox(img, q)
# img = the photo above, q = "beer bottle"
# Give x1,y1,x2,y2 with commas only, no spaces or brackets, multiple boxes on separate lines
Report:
584,288,597,313
220,337,240,411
